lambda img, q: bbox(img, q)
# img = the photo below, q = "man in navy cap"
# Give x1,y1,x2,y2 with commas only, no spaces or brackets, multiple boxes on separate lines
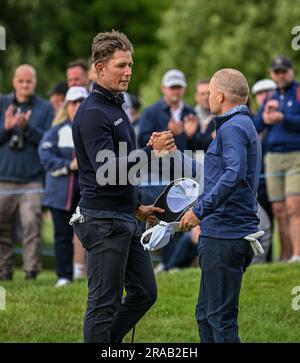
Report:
254,55,300,263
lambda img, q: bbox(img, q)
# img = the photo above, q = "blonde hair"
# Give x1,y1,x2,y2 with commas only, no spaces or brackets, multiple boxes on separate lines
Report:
52,101,68,126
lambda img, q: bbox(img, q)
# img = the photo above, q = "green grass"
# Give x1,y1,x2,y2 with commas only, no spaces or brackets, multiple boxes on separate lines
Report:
1,263,300,343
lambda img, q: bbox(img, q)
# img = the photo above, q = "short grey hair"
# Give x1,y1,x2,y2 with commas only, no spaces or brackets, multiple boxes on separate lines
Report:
211,68,249,103
91,30,133,66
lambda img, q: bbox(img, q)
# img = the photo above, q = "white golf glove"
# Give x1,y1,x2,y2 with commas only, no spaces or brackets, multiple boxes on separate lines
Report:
244,231,265,255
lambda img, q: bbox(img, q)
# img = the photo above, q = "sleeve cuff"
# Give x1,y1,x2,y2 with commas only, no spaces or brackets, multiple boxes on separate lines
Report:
192,206,202,220
142,145,153,158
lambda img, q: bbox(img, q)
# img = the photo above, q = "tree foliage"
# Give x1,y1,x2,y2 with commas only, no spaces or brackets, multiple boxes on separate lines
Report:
141,0,300,107
0,0,171,96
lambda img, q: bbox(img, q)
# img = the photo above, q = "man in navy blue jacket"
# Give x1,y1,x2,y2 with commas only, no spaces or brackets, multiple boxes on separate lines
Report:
254,56,300,263
0,64,54,281
138,69,197,152
72,30,176,343
179,68,261,343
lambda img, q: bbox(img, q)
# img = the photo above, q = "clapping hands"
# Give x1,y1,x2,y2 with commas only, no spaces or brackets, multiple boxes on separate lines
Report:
263,99,283,125
4,105,31,130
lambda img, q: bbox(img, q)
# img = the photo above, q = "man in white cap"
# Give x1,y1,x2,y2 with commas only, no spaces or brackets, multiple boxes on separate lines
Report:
139,69,198,153
251,79,277,107
138,69,198,270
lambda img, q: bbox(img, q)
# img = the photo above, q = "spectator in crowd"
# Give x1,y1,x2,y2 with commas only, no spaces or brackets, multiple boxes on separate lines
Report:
138,70,198,269
137,70,198,204
39,86,88,287
251,79,277,262
49,81,68,113
123,92,141,139
254,56,300,262
66,60,89,88
194,79,214,151
0,64,54,281
87,59,98,92
66,60,90,273
252,79,277,107
138,69,198,152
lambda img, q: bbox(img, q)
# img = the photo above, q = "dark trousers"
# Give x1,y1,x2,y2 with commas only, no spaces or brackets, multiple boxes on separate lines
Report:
50,208,74,281
73,217,157,343
196,236,253,343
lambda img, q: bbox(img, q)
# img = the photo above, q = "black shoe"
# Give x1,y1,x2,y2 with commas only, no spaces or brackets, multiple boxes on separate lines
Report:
0,272,13,281
25,271,37,280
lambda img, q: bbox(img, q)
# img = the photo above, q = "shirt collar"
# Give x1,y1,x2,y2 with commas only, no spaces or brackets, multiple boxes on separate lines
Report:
214,104,249,129
12,92,35,107
92,83,125,105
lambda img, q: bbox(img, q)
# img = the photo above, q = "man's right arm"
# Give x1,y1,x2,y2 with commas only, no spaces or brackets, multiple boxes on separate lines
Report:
79,109,152,177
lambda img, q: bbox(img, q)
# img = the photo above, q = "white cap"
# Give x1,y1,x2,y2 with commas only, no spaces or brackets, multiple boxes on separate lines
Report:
65,86,89,102
162,69,187,88
251,79,277,95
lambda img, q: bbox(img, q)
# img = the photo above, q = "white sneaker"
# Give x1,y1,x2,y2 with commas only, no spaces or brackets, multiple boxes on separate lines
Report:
55,278,72,287
73,263,86,280
288,255,300,263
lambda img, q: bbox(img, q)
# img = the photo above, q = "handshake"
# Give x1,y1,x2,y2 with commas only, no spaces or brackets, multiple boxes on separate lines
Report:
147,131,177,157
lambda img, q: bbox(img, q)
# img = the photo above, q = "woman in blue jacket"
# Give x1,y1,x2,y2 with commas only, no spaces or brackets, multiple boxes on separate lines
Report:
39,87,88,287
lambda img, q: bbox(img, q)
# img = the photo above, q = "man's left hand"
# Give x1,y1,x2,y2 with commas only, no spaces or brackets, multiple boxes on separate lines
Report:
136,204,165,223
179,209,200,232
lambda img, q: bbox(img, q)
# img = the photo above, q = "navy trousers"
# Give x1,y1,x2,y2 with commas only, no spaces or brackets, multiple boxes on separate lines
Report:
50,208,74,281
195,236,253,343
